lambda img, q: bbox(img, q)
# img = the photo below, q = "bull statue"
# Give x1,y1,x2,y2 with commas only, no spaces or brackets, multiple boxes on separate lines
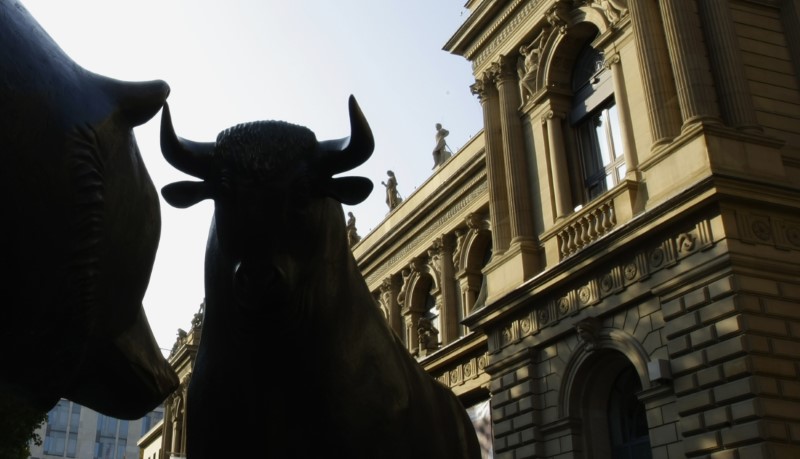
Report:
160,95,482,458
0,1,179,419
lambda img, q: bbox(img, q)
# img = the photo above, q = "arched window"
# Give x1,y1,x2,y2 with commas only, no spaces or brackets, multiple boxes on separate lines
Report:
569,39,626,204
608,366,652,459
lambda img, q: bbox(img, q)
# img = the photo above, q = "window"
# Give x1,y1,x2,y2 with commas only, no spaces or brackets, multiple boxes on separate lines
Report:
570,40,625,204
94,415,129,459
43,399,80,458
141,408,164,434
607,366,651,459
466,398,493,458
575,100,626,200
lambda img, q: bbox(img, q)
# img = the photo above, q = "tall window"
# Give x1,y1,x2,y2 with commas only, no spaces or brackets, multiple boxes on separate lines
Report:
94,415,129,459
570,40,625,203
43,399,80,458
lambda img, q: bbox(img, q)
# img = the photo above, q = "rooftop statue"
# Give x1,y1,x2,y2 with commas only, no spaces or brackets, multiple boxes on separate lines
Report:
381,169,403,211
346,211,362,247
0,1,179,419
432,123,451,169
160,95,482,458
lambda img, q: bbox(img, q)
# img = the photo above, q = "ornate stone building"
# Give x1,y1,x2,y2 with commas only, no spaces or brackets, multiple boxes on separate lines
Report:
354,1,800,458
137,304,203,459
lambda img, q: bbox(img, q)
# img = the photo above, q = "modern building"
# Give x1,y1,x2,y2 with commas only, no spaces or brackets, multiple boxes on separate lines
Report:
352,0,800,458
143,1,800,458
27,400,163,459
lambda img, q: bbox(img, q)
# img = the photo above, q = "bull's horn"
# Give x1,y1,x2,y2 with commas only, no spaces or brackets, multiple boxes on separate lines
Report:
317,95,375,176
101,76,171,127
160,102,215,179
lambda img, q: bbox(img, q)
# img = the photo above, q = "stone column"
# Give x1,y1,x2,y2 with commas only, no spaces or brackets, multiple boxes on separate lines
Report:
781,0,800,85
471,76,511,254
379,275,403,339
542,110,572,218
453,213,491,321
491,55,536,246
605,54,639,178
428,235,458,345
659,0,721,127
170,395,184,458
398,259,426,355
697,1,761,132
627,0,682,145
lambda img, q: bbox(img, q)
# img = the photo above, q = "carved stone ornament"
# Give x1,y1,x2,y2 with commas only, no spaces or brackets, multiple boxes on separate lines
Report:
575,317,602,351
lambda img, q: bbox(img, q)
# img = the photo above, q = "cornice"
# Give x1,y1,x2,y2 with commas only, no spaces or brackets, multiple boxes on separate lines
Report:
357,148,488,287
444,0,518,56
464,177,725,329
470,0,547,70
362,170,488,288
474,214,722,356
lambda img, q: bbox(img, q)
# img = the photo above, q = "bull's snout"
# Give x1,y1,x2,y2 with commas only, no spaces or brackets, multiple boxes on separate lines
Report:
232,261,281,313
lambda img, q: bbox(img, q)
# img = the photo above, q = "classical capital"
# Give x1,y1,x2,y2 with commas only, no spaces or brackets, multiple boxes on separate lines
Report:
470,78,489,102
488,56,518,86
541,110,566,124
603,53,621,70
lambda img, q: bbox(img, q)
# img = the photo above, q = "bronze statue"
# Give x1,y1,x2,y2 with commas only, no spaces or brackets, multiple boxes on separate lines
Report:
160,95,481,458
0,1,178,419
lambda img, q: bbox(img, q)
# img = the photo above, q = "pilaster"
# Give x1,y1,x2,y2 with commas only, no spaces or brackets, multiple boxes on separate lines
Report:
492,54,537,247
379,275,404,339
605,53,639,180
453,213,491,322
471,76,511,255
697,1,761,133
628,0,682,146
659,0,721,127
542,109,571,220
428,235,459,345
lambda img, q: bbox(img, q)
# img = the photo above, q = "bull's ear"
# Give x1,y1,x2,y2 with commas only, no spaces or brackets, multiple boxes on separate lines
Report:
325,176,373,205
161,181,212,208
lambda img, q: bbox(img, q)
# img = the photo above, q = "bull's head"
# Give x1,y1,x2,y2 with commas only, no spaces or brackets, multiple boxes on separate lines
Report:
0,1,179,419
160,96,374,312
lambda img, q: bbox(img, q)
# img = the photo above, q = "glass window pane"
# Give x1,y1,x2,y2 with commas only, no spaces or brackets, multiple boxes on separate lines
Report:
116,438,127,459
67,433,78,457
617,163,627,181
594,111,612,166
605,173,615,190
608,103,625,159
44,430,66,455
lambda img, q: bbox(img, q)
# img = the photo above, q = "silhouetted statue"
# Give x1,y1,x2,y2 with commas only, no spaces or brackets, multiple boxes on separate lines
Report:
432,123,451,168
0,1,178,419
346,212,362,247
160,95,481,458
382,170,403,210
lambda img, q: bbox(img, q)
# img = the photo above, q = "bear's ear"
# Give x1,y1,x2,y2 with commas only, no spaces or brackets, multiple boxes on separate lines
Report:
323,176,373,205
161,181,212,208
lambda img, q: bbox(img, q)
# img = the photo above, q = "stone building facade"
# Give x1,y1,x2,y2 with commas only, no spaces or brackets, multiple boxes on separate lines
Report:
353,1,800,458
137,304,203,459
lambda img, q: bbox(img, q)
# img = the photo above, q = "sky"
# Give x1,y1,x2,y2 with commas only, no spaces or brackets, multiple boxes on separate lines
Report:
21,0,484,354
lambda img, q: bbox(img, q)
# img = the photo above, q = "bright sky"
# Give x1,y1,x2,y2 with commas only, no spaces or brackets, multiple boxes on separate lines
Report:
22,0,484,354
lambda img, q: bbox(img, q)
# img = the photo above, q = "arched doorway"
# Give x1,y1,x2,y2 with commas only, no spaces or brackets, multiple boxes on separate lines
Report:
570,349,652,459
